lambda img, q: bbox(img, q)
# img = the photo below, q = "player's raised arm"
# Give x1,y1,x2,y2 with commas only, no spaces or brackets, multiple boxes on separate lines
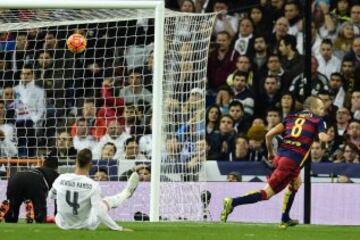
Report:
265,123,285,161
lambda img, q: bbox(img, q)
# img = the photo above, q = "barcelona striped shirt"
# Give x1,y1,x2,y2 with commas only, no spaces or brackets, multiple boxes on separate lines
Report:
277,111,326,167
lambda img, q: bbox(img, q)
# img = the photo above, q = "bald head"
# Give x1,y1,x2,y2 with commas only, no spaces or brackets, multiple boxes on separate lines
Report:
275,17,289,37
304,96,325,116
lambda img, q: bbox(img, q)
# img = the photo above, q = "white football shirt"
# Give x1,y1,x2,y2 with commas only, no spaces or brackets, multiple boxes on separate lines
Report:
49,173,121,230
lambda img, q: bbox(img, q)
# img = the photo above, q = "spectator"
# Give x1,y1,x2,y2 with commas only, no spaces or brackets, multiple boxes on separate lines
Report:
313,1,337,40
265,107,281,131
100,142,117,160
350,4,360,35
248,34,269,79
0,129,17,157
185,139,208,181
230,135,249,161
93,120,130,160
0,53,14,89
247,124,267,162
124,105,144,137
311,141,328,163
182,88,205,118
340,59,360,97
0,99,16,157
318,90,337,125
351,91,360,120
311,21,322,57
11,33,33,79
336,107,352,138
212,0,238,38
93,168,109,181
179,0,195,13
206,104,221,135
233,17,254,55
284,1,302,36
343,37,360,69
70,99,97,138
268,17,290,53
95,77,125,139
137,165,151,181
265,54,290,92
290,57,329,107
119,137,147,161
232,70,255,118
43,32,58,51
278,34,304,85
119,163,151,182
345,120,360,150
139,121,152,159
334,142,360,163
228,100,250,135
13,65,45,156
47,131,77,166
2,86,15,124
256,75,282,117
207,31,238,93
162,136,188,171
324,124,342,161
119,68,152,105
226,55,253,88
249,6,270,36
0,100,16,142
328,72,347,108
333,21,354,59
218,114,236,160
72,118,96,151
279,91,296,118
263,0,285,27
164,97,182,131
316,39,341,79
215,85,234,114
251,117,266,128
331,0,351,23
226,171,242,182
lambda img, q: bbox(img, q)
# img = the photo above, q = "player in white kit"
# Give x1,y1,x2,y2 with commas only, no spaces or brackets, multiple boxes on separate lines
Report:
49,148,139,231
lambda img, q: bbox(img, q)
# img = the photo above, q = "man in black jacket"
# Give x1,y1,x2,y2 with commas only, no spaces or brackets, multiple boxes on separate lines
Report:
1,158,59,223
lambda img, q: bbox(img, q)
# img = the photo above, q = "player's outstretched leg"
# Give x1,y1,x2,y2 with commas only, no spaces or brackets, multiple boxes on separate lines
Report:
124,172,140,198
220,197,233,223
103,172,139,209
221,190,268,223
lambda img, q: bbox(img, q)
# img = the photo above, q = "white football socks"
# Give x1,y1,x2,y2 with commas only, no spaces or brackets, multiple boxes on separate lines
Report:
103,190,129,209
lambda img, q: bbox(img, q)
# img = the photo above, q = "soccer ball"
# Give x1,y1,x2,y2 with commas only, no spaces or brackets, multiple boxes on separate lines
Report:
66,33,87,53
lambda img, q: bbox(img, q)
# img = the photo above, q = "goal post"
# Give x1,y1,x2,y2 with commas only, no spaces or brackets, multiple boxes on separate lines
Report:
0,0,216,222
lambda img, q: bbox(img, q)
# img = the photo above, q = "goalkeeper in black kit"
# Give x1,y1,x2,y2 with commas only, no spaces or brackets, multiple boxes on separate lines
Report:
0,157,59,223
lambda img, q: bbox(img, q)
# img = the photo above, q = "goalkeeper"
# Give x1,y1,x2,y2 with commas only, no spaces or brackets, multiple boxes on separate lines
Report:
49,149,138,231
1,157,59,223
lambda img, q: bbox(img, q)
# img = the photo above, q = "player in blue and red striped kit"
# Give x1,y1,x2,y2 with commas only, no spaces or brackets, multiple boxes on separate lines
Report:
221,96,330,228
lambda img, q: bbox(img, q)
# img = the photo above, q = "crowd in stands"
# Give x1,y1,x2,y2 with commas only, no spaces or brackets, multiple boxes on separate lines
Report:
170,0,360,166
0,0,360,181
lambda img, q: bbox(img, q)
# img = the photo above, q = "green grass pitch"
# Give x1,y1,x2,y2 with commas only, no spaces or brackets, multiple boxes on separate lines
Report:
0,222,359,240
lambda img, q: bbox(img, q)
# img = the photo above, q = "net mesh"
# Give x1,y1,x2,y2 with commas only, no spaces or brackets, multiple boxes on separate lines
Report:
0,8,216,221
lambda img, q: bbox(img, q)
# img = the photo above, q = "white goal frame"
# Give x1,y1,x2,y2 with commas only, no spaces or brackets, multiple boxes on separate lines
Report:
0,0,165,222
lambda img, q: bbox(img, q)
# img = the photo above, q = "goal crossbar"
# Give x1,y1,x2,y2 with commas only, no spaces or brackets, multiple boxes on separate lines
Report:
0,0,163,9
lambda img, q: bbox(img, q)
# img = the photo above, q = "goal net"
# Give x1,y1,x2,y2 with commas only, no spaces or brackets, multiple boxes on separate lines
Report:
0,5,216,221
